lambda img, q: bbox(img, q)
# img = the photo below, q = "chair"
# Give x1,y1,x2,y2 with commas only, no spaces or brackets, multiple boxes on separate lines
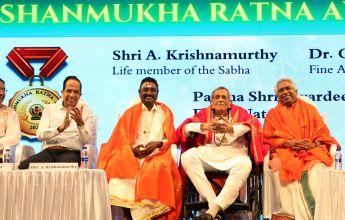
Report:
183,132,263,220
85,114,99,169
14,145,35,168
262,96,337,219
75,99,99,169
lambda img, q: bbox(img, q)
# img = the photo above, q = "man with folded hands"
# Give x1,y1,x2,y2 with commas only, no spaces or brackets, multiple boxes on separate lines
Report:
98,77,182,220
176,86,266,220
263,78,339,220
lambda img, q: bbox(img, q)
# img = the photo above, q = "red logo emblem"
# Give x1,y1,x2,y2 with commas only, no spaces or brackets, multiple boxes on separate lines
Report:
7,47,67,78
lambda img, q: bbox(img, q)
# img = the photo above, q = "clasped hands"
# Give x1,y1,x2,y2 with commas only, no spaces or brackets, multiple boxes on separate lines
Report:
283,139,321,151
200,116,233,134
132,141,163,159
57,106,84,132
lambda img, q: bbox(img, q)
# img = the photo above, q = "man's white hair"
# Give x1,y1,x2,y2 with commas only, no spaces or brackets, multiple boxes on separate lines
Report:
211,86,231,101
274,78,297,94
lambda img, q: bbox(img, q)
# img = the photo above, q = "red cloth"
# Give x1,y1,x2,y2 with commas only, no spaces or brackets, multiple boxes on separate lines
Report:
263,98,339,182
97,102,182,220
175,104,267,164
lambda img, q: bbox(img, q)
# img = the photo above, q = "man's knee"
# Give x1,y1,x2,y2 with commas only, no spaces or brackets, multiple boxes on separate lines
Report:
231,156,252,178
18,153,42,169
181,150,198,170
18,159,30,169
240,156,252,171
58,151,80,163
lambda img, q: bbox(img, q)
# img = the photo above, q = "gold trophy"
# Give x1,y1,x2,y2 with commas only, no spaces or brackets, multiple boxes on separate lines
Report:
7,47,67,138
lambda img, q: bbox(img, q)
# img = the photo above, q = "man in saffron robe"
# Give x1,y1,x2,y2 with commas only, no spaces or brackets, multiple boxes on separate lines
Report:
263,78,339,220
97,77,182,220
176,86,266,220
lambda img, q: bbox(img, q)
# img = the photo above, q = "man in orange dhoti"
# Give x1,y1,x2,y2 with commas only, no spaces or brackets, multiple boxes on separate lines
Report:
97,77,182,220
263,78,339,220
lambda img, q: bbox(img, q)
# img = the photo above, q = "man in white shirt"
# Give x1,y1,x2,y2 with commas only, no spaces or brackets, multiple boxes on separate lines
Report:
0,78,21,163
18,76,93,169
176,86,266,220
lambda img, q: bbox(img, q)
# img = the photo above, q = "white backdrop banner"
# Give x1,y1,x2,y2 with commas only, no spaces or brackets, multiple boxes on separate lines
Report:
1,35,344,151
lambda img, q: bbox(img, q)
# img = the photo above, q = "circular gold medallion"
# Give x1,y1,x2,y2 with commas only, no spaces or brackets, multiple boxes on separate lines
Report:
9,86,60,138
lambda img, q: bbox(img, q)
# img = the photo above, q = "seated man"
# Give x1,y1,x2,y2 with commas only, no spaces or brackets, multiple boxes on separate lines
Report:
176,86,266,220
0,78,21,163
97,77,182,220
18,76,93,169
263,78,339,220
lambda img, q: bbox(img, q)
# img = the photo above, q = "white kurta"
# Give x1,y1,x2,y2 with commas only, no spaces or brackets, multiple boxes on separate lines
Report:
183,121,249,169
0,104,21,156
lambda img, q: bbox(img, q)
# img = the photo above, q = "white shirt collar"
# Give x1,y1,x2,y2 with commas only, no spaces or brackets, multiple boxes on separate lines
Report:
141,103,157,112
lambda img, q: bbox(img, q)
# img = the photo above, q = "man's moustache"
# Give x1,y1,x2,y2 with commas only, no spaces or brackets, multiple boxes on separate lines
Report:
216,102,226,105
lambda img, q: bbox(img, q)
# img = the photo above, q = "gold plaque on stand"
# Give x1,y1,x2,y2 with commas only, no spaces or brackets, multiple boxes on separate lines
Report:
9,75,60,138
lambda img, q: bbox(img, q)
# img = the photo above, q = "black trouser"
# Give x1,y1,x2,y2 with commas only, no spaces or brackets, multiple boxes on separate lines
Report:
18,148,80,169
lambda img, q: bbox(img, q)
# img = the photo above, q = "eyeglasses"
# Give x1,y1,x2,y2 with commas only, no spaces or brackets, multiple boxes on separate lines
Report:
0,88,7,92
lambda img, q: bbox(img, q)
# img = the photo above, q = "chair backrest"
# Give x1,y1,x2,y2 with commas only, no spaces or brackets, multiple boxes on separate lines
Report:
298,95,316,106
15,145,35,168
86,114,99,169
298,95,329,125
76,99,99,168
